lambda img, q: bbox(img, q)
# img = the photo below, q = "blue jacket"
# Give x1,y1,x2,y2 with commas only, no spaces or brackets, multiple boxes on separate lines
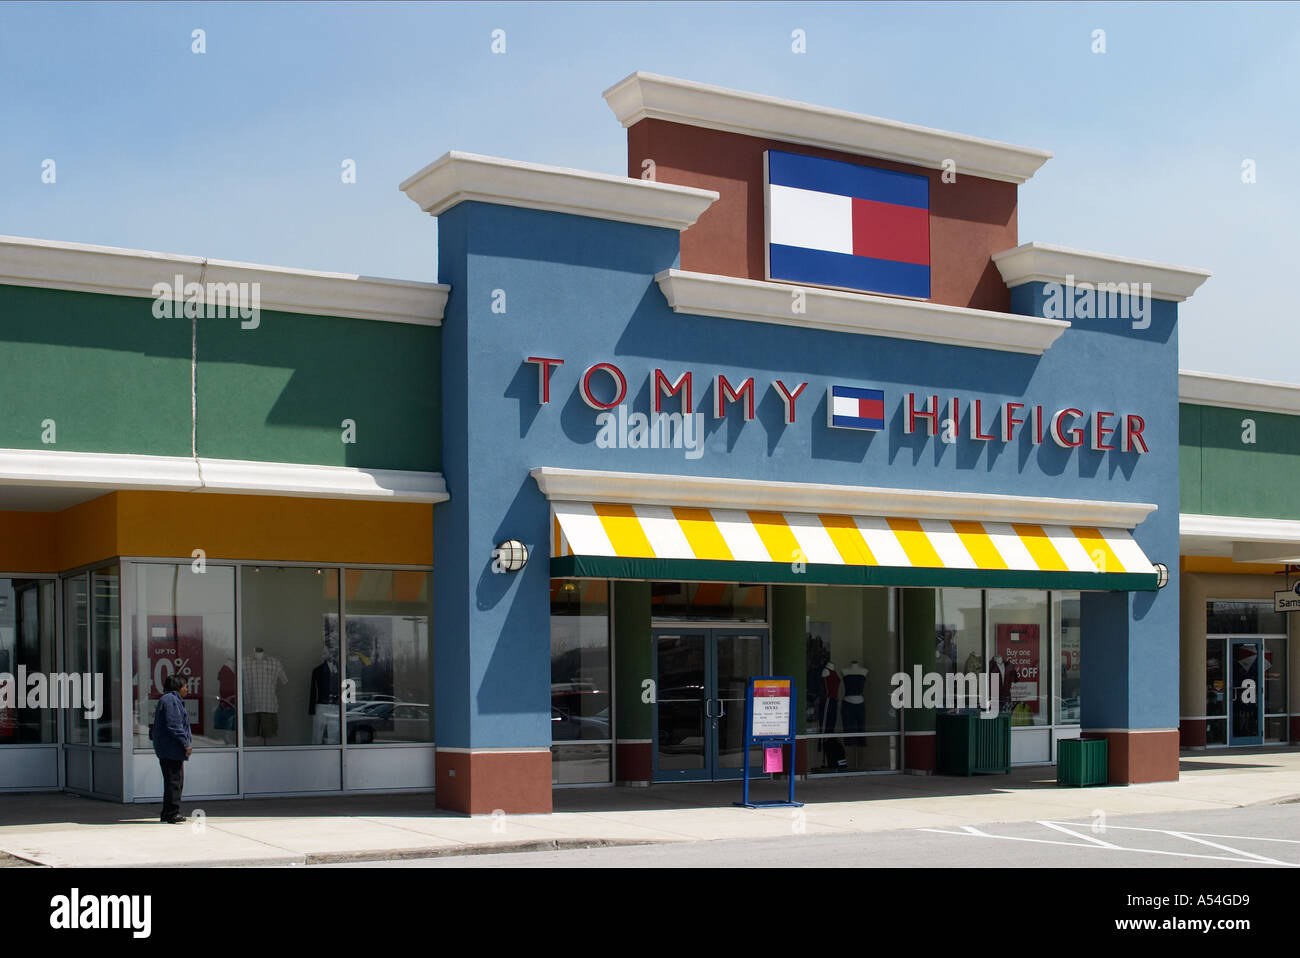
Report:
152,691,192,761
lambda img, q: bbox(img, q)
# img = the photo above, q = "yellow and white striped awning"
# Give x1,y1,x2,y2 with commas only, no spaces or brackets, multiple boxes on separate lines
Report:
549,501,1157,589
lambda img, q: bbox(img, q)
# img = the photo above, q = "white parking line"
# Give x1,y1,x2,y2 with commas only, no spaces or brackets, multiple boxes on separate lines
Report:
1037,820,1120,849
918,821,1300,866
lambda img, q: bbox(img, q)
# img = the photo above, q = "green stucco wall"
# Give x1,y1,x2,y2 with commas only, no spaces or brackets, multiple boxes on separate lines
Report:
197,309,438,471
1180,403,1300,519
0,285,439,472
0,285,191,455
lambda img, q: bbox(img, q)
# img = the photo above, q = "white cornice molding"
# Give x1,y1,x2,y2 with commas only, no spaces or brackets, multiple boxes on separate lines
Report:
1181,513,1300,543
655,269,1069,355
1179,371,1300,416
0,235,447,326
1180,513,1300,563
398,151,718,230
603,72,1053,185
993,242,1211,303
531,467,1157,529
0,448,448,503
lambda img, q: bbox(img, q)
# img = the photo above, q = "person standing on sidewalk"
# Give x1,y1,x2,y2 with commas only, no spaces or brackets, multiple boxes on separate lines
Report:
152,673,193,823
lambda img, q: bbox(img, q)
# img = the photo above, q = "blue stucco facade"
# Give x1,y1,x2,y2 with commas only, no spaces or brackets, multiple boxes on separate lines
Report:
431,200,1183,752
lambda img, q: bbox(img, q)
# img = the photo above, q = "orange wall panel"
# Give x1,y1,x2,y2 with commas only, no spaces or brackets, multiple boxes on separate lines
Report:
0,511,59,572
112,492,433,565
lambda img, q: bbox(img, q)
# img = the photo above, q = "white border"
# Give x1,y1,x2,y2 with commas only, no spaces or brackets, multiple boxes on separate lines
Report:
0,235,447,327
992,242,1211,303
399,151,718,231
655,268,1068,355
0,447,447,503
603,72,1052,185
531,466,1156,529
1180,370,1300,416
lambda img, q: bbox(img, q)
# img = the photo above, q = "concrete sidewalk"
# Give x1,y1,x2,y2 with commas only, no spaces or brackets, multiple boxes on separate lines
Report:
2,748,1298,867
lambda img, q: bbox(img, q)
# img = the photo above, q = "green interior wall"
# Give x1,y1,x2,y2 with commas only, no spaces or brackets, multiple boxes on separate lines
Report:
902,588,937,732
0,285,191,455
613,580,652,740
771,585,807,715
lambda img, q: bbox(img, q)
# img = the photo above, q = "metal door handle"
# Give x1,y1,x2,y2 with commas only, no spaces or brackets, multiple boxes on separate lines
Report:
717,699,727,717
705,699,715,718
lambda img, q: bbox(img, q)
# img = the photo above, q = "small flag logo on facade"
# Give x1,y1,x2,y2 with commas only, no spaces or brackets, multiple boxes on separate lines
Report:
828,385,885,431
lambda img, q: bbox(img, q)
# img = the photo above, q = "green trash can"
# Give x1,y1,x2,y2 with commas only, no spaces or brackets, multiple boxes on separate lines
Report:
935,710,1011,775
1057,737,1109,786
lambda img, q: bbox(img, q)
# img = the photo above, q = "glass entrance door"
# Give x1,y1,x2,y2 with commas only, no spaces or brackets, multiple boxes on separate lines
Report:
652,628,768,782
1229,639,1263,746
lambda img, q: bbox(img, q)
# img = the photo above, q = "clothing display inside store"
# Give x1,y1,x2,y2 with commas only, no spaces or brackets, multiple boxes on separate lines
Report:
243,647,288,743
842,660,868,733
214,660,236,743
308,647,340,745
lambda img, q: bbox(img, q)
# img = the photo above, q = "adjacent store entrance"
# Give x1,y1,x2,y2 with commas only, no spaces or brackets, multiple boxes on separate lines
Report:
1229,639,1264,746
652,628,767,782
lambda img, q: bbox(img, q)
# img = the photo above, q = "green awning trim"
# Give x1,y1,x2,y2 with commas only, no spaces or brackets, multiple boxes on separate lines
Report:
550,555,1158,592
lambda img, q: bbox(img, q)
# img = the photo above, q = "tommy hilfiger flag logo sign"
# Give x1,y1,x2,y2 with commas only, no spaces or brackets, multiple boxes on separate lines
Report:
828,385,885,431
765,150,930,299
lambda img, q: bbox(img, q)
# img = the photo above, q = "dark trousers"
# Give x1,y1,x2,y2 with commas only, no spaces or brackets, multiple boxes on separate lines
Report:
159,758,185,820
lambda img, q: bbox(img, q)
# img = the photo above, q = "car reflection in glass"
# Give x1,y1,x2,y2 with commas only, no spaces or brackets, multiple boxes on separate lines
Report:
323,700,430,743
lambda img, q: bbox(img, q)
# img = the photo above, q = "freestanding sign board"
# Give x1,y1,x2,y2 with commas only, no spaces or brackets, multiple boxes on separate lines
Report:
735,676,802,809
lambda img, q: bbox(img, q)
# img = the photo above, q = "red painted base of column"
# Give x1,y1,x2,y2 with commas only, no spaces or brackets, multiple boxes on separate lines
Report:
615,741,652,784
1085,729,1180,784
794,738,808,776
435,749,552,814
1291,716,1300,744
1179,718,1207,748
904,732,936,772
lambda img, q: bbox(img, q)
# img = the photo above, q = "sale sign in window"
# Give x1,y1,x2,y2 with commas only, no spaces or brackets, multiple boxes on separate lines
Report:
995,624,1040,715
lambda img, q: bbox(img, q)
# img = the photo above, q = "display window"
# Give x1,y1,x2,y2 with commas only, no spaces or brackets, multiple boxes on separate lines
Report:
804,585,899,773
550,579,611,784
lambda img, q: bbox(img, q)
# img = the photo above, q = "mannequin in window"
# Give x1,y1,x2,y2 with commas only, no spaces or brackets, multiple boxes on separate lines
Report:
820,660,847,771
987,655,1017,714
214,658,237,745
841,659,868,733
308,643,339,745
242,646,288,743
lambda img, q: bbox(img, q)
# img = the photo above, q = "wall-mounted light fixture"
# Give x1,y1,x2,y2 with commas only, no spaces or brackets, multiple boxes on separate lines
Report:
1152,562,1170,589
493,539,529,573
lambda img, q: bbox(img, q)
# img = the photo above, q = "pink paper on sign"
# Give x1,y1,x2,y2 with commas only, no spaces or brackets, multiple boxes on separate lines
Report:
764,746,783,773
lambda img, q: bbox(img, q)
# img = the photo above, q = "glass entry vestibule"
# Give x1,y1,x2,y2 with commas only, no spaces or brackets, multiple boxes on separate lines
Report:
652,627,768,782
1205,599,1289,747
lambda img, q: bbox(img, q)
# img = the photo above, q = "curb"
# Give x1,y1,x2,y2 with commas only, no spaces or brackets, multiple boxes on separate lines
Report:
304,837,656,865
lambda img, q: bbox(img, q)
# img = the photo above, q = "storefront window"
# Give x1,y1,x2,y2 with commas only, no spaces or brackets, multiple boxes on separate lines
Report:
130,564,237,750
1205,638,1227,746
651,582,766,621
1264,637,1288,744
0,579,56,744
240,567,341,746
92,566,121,746
1207,600,1286,636
986,590,1049,726
805,586,899,772
64,575,89,745
341,570,433,744
1055,592,1081,726
550,579,611,784
932,587,983,682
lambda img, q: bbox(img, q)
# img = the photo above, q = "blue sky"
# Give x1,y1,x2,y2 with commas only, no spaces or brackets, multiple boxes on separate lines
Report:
3,1,1297,380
